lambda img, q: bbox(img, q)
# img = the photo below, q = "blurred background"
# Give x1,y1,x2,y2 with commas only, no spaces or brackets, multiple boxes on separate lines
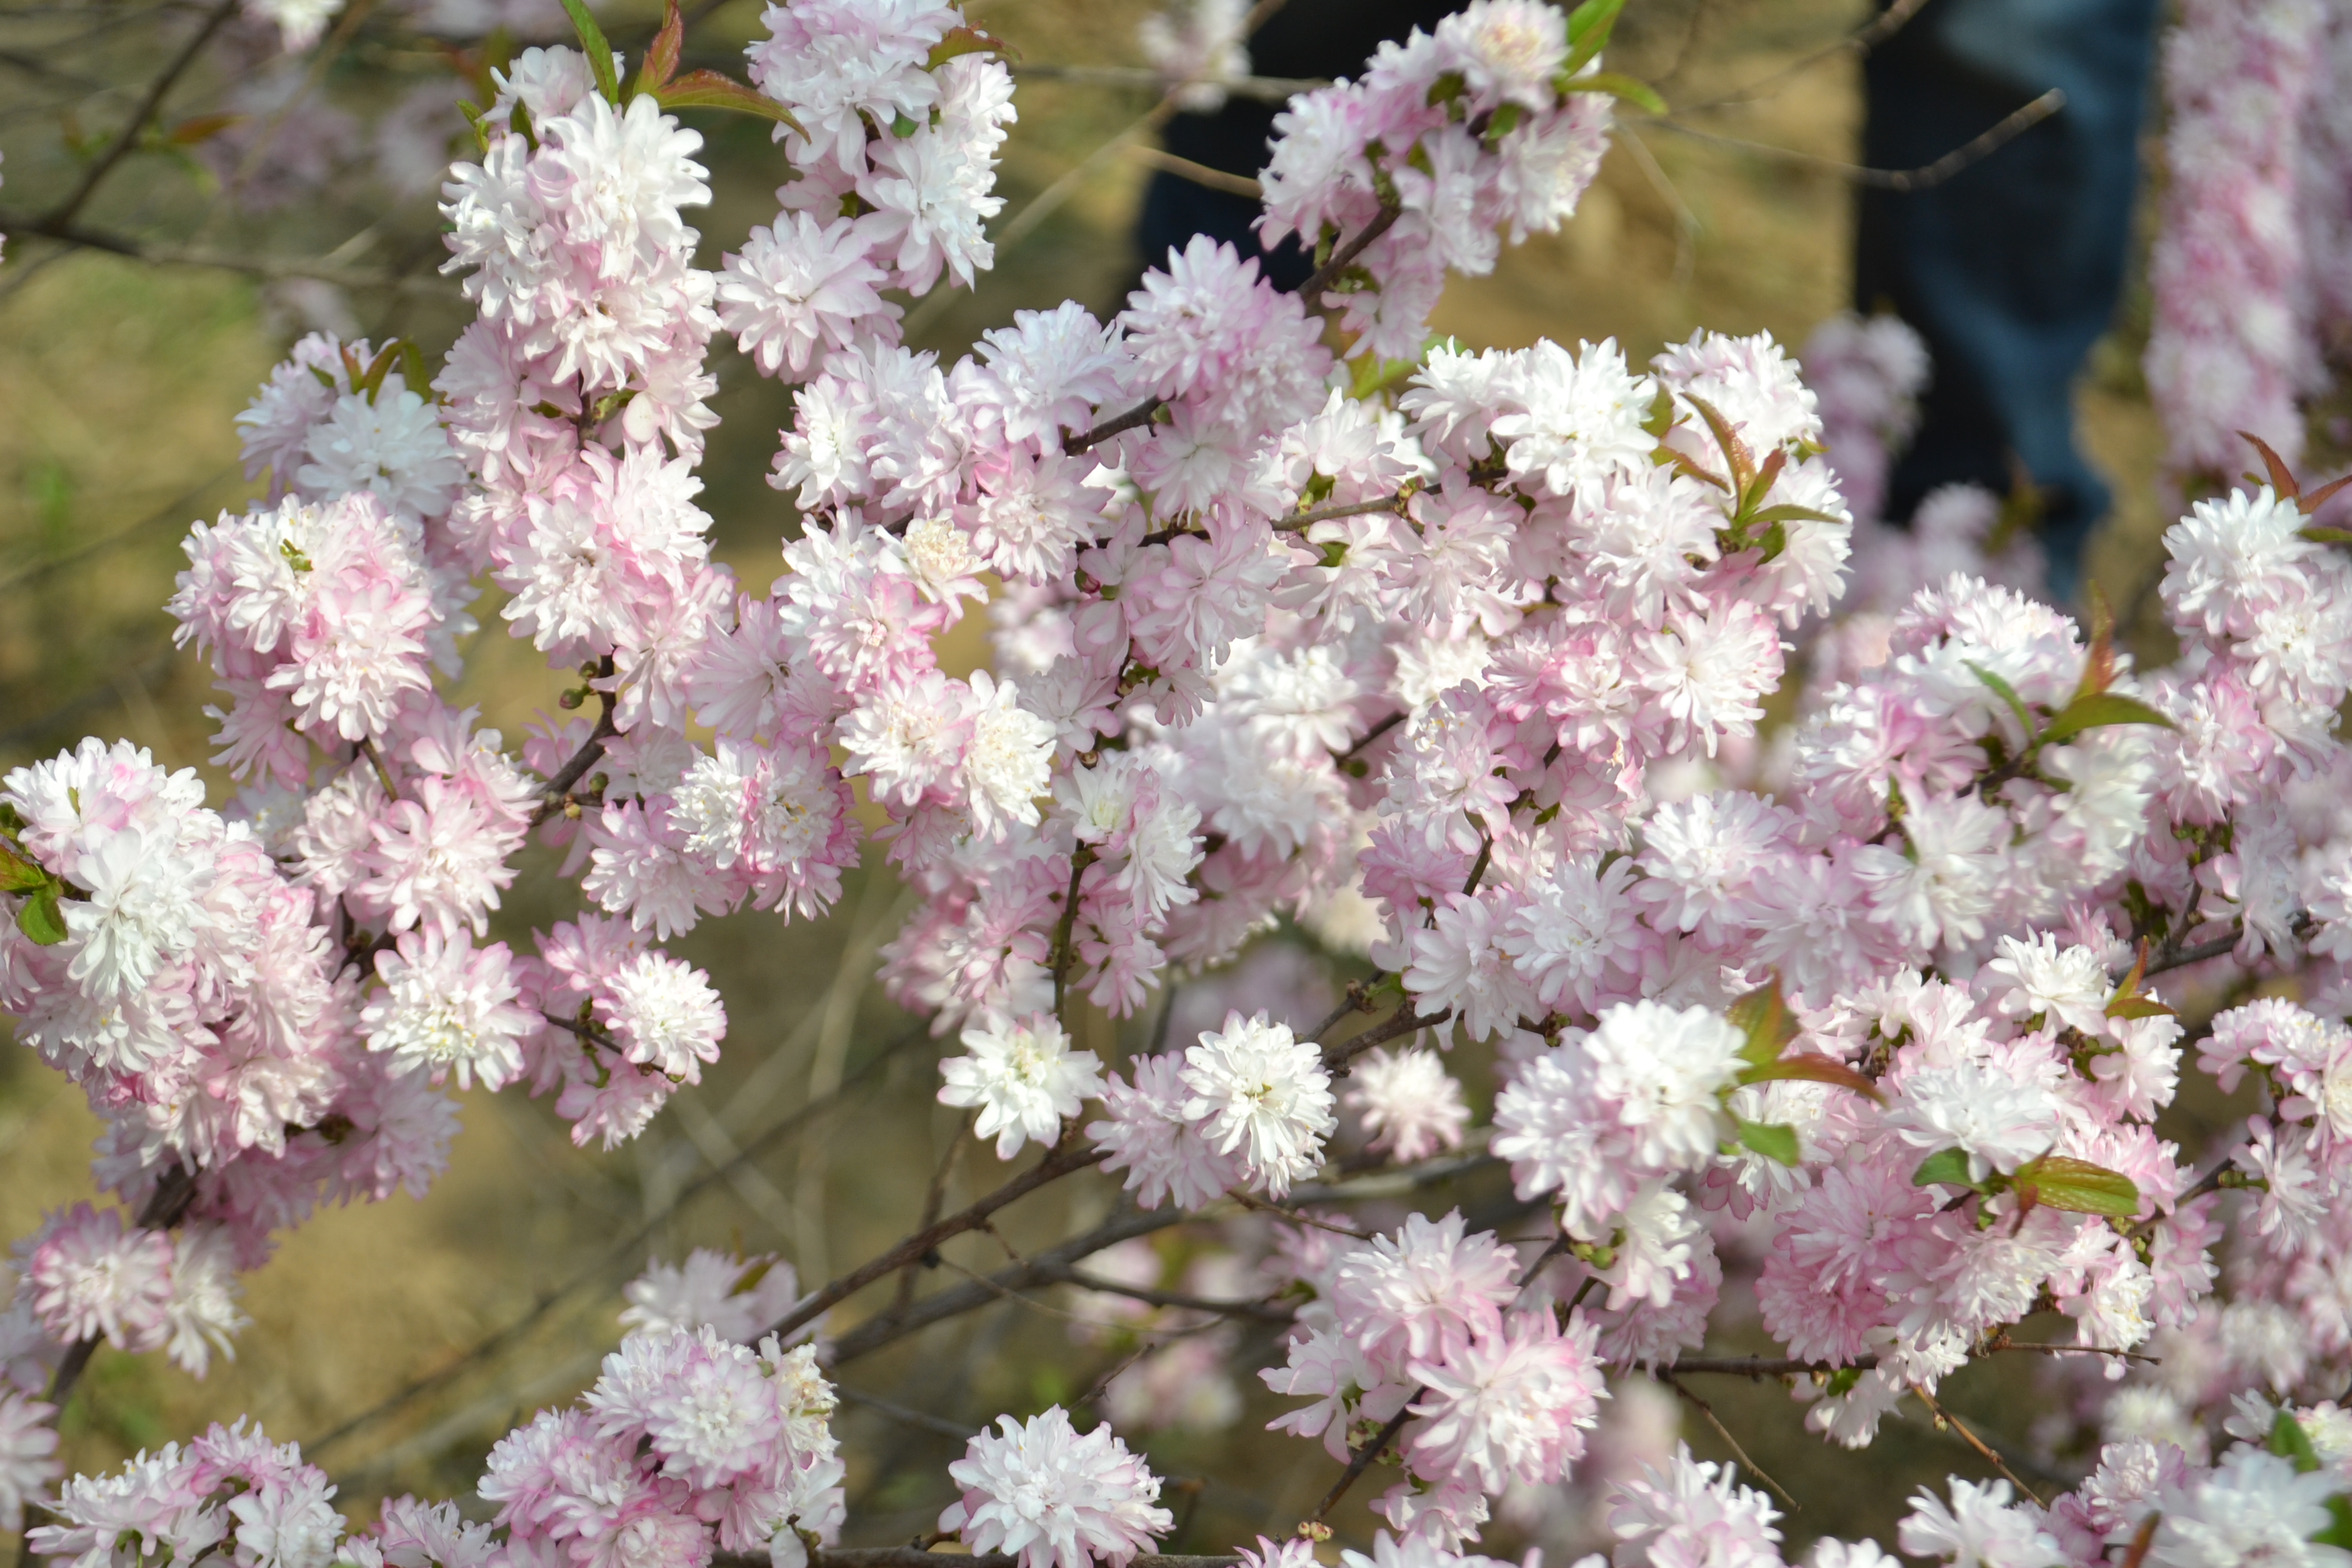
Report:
0,0,2196,1558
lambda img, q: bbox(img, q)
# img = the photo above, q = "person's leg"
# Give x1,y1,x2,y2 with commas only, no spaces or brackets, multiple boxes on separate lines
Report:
1856,0,2161,602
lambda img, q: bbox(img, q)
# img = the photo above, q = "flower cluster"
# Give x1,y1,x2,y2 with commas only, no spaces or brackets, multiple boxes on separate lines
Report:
2144,0,2328,485
21,3,2352,1568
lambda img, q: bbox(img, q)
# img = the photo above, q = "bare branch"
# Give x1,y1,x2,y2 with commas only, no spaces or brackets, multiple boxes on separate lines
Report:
45,0,240,228
1064,397,1166,455
1296,204,1403,304
764,1130,1111,1345
0,212,458,296
1653,88,2068,193
1312,1403,1414,1522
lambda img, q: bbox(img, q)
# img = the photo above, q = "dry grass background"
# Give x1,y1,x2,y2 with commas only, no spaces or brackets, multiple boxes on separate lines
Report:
0,0,2184,1554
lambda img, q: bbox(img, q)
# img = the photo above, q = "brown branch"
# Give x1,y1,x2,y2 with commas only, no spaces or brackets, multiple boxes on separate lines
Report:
1330,710,1406,766
1654,88,2067,193
1673,0,1932,114
825,1205,1189,1365
1913,1386,2046,1507
1275,493,1411,533
1052,1267,1296,1323
1129,144,1264,199
1063,397,1166,455
1049,850,1094,1017
1659,1372,1798,1510
45,0,240,228
1320,1006,1450,1073
894,1123,969,1318
532,659,621,826
1296,204,1403,303
0,211,457,296
1311,1403,1414,1522
42,1164,199,1414
826,1151,1495,1365
762,1130,1111,1346
305,1027,928,1456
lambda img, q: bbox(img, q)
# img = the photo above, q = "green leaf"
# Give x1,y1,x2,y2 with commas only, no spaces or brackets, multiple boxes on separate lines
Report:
1561,0,1627,76
1725,975,1797,1069
655,70,804,131
1967,662,2037,742
632,0,684,99
928,24,1017,69
2104,995,2178,1022
1746,503,1844,526
1735,1118,1801,1166
2040,691,2178,747
2316,1497,2352,1553
557,0,621,104
1641,387,1678,441
1559,71,1665,114
0,842,46,895
16,885,67,946
2298,525,2352,545
1911,1147,1980,1191
2014,1155,2140,1218
1680,393,1754,491
2273,1409,2323,1473
1481,101,1526,144
1740,1053,1886,1103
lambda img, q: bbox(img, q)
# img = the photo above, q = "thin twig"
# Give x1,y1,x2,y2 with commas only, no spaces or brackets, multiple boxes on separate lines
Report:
1129,144,1264,199
532,661,621,825
1673,0,1933,114
0,211,456,296
42,1165,198,1413
356,737,399,800
1652,88,2067,193
1296,204,1403,303
1661,1372,1799,1510
1274,492,1411,532
1055,1267,1296,1323
1320,1005,1451,1073
44,0,239,228
1064,396,1166,455
1010,63,1326,102
1049,850,1093,1017
834,1385,980,1442
1331,711,1407,766
894,1120,970,1317
762,1130,1111,1345
1311,1403,1414,1522
1914,1386,2046,1507
304,1028,926,1455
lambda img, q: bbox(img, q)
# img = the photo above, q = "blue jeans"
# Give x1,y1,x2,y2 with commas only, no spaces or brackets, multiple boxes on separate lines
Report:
1855,0,2161,600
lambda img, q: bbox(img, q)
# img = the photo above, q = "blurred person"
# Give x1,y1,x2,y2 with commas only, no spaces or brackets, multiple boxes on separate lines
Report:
1135,0,1461,291
1855,0,2163,602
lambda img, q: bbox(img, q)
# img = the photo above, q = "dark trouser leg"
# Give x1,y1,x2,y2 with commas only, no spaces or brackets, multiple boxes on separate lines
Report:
1855,0,2161,602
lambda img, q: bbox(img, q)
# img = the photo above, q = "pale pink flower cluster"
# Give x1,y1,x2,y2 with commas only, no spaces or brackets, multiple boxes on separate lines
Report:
724,0,1015,374
29,1420,347,1568
1256,0,1614,359
483,1322,845,1568
2145,0,2327,482
939,1407,1173,1568
27,3,2352,1563
1262,1209,1604,1545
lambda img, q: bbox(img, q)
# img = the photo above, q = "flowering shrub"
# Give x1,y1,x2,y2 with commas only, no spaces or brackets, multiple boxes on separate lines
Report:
12,5,2352,1568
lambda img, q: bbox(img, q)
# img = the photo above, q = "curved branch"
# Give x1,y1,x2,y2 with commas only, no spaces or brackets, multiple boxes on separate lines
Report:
1063,397,1166,455
1294,204,1402,304
766,1132,1111,1346
45,0,240,228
